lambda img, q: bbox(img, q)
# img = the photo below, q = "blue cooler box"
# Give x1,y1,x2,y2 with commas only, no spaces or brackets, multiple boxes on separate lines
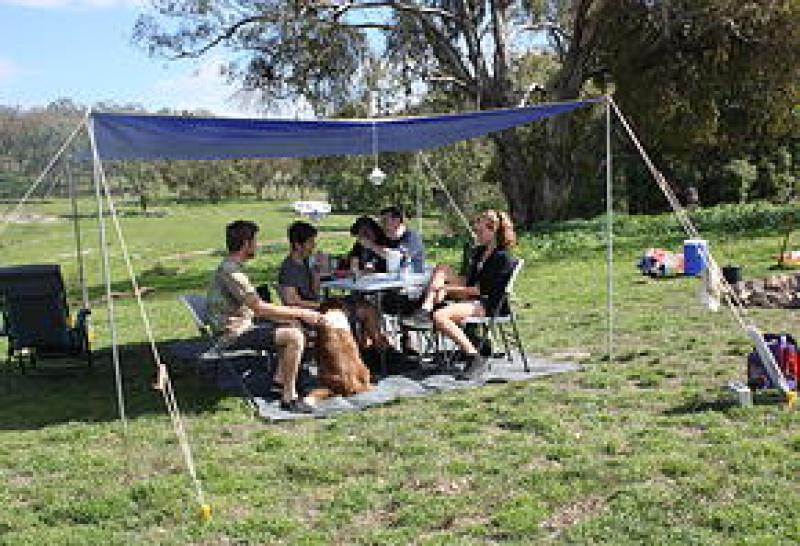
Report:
683,239,708,276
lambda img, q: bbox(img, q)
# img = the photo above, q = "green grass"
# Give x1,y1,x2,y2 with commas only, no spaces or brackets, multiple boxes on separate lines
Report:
2,199,800,544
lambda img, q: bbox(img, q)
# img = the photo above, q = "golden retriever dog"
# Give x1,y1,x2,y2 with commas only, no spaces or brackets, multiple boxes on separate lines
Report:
305,300,372,403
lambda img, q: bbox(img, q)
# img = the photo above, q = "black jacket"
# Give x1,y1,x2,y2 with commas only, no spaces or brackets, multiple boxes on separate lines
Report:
466,245,516,316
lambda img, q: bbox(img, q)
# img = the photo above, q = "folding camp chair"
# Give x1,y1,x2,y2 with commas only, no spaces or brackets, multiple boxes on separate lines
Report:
399,257,529,373
463,258,529,371
0,264,92,373
178,294,273,409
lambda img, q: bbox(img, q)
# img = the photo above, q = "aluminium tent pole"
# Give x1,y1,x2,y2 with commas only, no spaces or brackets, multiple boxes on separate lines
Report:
87,113,129,432
605,97,614,364
416,152,423,235
65,157,88,308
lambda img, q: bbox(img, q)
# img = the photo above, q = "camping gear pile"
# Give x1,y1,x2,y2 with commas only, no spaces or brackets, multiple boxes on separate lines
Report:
733,274,800,308
636,248,684,277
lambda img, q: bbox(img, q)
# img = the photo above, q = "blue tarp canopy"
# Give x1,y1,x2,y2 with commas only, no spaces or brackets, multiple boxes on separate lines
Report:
89,99,600,161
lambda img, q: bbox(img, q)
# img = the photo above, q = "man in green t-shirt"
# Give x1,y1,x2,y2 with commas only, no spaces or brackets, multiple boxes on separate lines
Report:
207,220,323,413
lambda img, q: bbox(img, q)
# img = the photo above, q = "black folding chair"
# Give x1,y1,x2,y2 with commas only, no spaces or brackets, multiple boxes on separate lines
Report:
463,258,529,372
0,264,91,373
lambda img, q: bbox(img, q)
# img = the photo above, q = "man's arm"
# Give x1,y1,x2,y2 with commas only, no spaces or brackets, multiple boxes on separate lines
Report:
244,294,321,324
279,286,320,309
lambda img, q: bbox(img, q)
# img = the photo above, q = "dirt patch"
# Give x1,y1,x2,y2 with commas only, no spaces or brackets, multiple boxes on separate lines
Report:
540,495,606,531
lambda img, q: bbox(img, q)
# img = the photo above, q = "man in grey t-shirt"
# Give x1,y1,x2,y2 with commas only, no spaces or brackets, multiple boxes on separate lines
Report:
278,221,389,349
278,221,320,308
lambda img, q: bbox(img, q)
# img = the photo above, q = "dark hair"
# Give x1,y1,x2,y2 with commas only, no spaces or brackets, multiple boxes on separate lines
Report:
287,221,318,249
226,220,259,252
350,216,382,238
379,205,405,221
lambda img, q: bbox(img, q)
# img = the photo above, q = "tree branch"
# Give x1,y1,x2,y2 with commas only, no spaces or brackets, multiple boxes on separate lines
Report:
170,15,278,59
311,1,458,22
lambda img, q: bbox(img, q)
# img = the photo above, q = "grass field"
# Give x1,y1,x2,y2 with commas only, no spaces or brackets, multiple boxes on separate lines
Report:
2,199,800,544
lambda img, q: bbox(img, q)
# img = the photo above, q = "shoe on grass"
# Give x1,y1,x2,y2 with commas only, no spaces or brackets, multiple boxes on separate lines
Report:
456,354,488,381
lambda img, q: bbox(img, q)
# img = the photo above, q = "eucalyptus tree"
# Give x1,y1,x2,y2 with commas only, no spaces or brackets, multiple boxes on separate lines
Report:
133,0,614,225
597,0,800,207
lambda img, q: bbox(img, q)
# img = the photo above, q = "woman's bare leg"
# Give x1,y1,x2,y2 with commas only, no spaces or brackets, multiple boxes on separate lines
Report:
432,302,485,354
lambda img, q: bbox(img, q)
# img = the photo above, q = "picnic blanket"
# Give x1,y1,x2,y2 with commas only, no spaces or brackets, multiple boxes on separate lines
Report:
167,340,580,422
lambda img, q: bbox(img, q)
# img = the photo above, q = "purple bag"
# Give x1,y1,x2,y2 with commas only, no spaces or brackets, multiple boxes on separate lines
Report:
747,334,799,390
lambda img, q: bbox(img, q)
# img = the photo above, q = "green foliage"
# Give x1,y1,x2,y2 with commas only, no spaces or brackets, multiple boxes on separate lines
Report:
722,158,759,204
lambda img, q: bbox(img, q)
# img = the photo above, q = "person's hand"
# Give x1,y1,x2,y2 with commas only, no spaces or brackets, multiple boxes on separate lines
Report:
297,308,323,326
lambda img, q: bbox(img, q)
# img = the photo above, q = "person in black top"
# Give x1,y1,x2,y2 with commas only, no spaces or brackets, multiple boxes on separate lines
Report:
347,216,388,273
356,206,426,273
414,210,517,380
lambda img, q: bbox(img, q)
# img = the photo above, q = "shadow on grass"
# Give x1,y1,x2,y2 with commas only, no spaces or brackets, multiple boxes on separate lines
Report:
663,390,787,415
0,338,234,431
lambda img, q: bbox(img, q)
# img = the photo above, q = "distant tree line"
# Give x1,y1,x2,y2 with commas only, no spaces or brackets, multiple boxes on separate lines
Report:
0,99,314,208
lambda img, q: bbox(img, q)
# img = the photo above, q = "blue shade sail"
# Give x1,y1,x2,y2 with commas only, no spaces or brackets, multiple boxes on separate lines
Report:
89,99,601,161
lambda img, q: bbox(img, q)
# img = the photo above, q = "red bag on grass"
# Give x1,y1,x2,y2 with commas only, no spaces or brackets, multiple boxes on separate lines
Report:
747,334,799,390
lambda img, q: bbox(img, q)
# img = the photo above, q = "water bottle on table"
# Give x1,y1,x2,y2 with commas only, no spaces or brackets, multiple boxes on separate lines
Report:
398,246,410,280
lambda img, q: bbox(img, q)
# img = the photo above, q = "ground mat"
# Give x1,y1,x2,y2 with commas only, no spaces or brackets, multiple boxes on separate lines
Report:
167,340,580,422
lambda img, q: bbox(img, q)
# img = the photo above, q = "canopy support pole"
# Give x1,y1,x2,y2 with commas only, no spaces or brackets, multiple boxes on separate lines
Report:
88,114,207,512
415,153,423,235
605,97,614,364
88,114,129,433
65,157,88,309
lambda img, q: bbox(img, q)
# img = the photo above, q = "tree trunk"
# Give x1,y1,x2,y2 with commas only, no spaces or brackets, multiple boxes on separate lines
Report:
491,130,535,226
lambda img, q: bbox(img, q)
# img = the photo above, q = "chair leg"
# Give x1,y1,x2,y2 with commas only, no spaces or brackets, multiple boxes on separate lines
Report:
496,322,513,362
218,352,257,412
509,314,529,372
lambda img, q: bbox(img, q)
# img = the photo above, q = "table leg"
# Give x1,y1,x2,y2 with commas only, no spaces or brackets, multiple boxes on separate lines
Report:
376,291,388,377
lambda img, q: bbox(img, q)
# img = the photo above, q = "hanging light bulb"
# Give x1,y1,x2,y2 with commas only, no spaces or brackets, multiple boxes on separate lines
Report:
368,121,386,186
369,165,386,186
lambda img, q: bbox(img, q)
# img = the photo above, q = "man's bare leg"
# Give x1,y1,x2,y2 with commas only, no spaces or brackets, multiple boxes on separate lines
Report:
274,326,305,402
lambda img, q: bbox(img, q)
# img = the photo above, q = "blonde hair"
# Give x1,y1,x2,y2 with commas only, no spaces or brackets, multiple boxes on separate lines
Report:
479,210,516,249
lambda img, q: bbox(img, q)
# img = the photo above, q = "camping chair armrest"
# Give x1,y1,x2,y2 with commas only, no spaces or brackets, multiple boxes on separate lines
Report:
75,308,91,329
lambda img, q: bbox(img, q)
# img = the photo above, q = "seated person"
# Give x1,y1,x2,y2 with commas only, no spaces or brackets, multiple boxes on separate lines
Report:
278,221,390,350
207,220,323,413
413,210,517,380
356,205,425,273
347,216,387,273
